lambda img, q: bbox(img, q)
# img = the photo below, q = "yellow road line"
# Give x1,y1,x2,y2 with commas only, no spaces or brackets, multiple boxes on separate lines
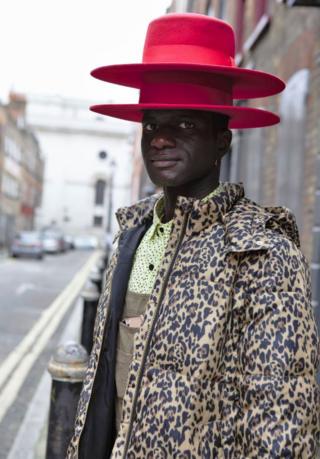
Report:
0,250,101,423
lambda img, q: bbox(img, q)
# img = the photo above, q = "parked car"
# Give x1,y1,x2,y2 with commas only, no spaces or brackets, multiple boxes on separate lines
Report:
63,235,75,250
41,230,65,254
73,235,99,250
10,231,44,260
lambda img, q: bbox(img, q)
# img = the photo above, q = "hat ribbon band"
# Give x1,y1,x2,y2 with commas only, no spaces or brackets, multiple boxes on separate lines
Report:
139,82,233,106
143,44,235,67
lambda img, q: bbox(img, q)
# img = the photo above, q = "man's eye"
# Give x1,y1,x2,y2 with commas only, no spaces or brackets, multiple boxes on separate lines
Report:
179,120,195,129
143,122,157,132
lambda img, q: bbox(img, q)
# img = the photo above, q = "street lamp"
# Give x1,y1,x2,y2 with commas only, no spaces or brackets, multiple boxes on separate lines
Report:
107,159,116,235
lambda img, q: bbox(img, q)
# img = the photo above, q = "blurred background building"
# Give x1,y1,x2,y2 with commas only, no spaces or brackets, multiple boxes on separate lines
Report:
131,125,157,202
0,93,44,250
26,95,132,241
0,92,133,251
1,1,320,321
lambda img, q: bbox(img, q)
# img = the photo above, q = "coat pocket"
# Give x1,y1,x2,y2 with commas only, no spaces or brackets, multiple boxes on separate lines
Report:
197,420,235,459
115,348,132,399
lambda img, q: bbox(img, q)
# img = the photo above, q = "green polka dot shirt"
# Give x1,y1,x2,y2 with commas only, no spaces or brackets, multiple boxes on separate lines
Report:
127,185,223,294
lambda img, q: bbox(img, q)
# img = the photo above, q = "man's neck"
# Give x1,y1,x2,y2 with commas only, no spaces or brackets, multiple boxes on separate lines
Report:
162,175,220,223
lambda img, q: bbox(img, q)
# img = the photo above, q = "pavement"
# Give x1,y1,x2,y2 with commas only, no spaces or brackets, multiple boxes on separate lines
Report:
0,249,102,459
7,296,83,459
0,249,8,260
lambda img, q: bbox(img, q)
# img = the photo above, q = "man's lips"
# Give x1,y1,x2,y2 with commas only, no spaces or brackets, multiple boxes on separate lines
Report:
150,157,180,169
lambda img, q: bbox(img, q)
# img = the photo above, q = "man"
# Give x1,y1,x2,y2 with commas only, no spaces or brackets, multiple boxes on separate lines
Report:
68,13,319,458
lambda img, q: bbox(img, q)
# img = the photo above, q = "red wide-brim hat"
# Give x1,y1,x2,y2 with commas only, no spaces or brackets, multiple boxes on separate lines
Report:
90,14,285,129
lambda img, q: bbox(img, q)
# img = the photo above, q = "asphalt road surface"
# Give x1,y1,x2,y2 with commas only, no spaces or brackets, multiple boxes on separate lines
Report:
0,249,99,458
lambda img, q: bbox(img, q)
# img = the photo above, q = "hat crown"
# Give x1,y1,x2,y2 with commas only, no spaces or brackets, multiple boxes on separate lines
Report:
143,13,235,66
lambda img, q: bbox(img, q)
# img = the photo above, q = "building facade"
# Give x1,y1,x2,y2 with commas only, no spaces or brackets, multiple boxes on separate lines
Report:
0,93,44,249
26,94,133,241
131,125,158,203
167,0,320,324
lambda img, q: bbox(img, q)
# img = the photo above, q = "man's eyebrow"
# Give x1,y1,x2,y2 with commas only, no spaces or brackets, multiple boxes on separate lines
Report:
175,112,200,118
141,114,157,122
167,112,201,120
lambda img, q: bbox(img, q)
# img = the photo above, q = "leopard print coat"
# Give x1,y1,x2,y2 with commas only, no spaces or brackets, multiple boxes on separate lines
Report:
67,182,320,458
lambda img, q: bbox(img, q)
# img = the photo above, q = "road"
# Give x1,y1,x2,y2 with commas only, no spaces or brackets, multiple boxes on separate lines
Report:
0,249,100,458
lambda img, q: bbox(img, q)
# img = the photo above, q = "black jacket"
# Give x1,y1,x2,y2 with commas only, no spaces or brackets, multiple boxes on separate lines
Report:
79,222,150,459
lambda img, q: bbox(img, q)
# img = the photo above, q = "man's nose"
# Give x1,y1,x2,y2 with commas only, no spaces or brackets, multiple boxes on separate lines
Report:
150,133,176,150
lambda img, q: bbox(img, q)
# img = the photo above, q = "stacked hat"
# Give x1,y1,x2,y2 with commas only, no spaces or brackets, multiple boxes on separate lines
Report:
90,13,285,129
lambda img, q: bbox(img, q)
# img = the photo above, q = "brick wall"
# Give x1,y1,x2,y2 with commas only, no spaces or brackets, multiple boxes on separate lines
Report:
234,4,320,261
166,1,320,261
176,1,317,259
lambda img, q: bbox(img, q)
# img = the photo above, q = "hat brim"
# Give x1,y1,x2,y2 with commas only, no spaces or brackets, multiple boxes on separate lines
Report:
91,64,285,99
90,104,280,129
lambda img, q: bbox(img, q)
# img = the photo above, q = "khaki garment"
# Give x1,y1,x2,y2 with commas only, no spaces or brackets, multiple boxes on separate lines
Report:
115,291,149,431
67,183,320,459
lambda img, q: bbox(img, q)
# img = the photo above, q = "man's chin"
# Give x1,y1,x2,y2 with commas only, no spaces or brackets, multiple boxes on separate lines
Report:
150,176,186,188
147,170,182,187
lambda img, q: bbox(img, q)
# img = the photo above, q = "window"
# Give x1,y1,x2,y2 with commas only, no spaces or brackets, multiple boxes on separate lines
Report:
98,150,107,160
187,0,195,12
93,216,103,227
217,0,227,18
254,0,267,25
276,69,309,230
220,149,232,182
243,0,270,53
205,0,215,15
4,136,21,163
231,128,265,202
1,173,19,199
285,0,319,6
234,0,245,55
94,179,106,205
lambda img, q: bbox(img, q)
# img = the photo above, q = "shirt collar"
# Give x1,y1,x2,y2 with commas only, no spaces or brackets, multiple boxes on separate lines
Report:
148,198,172,240
148,184,224,240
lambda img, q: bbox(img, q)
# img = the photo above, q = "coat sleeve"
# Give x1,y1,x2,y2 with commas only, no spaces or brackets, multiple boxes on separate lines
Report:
236,239,320,458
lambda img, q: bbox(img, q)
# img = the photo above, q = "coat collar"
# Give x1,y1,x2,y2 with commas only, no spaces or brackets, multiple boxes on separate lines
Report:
116,182,245,232
116,182,300,252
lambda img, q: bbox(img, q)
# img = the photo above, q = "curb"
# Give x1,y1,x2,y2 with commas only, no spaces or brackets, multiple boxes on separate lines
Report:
7,297,83,459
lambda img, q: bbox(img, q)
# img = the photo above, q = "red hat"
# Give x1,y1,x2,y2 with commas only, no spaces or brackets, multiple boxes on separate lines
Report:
90,13,285,129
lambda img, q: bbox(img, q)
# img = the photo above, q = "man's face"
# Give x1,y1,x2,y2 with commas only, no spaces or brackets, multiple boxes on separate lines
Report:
141,109,225,188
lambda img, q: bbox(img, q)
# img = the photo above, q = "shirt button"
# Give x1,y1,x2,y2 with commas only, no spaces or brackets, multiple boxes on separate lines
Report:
149,263,154,271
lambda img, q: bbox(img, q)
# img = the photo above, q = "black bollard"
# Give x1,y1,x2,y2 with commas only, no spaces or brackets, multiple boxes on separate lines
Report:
102,244,111,269
102,252,109,269
80,280,100,354
46,342,88,459
89,265,103,294
96,257,107,293
96,257,105,275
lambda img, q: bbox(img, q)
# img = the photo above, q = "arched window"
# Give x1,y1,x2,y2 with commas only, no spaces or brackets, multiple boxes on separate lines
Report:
276,69,309,229
98,150,107,160
94,179,106,205
229,126,265,203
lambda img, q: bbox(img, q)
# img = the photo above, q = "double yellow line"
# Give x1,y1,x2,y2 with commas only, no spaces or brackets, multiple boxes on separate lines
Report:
0,250,102,423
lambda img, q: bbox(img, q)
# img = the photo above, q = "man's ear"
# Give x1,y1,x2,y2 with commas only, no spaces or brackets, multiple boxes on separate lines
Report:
217,129,232,159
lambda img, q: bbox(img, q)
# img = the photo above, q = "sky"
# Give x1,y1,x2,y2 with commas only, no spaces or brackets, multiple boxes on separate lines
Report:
1,0,171,104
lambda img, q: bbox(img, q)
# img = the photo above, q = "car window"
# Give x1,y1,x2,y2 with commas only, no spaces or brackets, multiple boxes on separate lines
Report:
20,232,41,242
